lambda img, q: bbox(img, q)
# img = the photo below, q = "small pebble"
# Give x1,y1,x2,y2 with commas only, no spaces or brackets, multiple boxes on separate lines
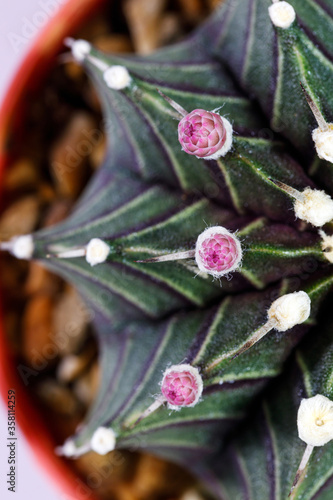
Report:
50,112,98,199
22,294,57,367
73,361,100,406
93,34,133,53
53,286,90,355
25,261,62,295
36,379,80,415
0,196,39,239
3,159,38,191
123,0,167,53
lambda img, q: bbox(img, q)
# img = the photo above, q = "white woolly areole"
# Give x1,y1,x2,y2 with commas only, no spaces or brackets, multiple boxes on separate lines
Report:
71,39,91,62
320,230,333,264
103,65,131,90
86,238,110,266
55,438,90,458
312,124,333,164
268,291,311,332
11,235,34,259
203,117,233,160
90,427,116,455
268,1,296,29
294,187,333,227
195,226,242,278
57,439,77,457
162,364,203,410
298,395,333,447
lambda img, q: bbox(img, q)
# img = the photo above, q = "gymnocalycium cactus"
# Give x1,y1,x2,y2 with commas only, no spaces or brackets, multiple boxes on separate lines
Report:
2,1,333,498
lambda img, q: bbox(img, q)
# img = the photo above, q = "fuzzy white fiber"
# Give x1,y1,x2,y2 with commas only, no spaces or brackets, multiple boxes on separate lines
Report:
268,291,311,331
313,124,333,164
298,395,333,447
294,187,333,227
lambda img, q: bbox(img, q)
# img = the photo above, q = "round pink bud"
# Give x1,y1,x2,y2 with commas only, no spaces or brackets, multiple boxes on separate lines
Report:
195,226,242,278
178,109,233,160
161,364,203,410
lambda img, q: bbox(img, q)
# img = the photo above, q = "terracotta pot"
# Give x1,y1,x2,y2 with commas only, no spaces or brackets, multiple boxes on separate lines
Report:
0,1,106,498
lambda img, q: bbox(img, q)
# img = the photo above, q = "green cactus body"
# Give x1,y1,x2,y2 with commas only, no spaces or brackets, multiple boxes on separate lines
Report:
3,1,333,498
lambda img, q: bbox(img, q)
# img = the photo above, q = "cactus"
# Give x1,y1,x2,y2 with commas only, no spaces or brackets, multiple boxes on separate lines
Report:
2,1,333,498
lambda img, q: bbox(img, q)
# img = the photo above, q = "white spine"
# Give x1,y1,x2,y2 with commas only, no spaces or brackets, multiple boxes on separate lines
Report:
267,291,311,332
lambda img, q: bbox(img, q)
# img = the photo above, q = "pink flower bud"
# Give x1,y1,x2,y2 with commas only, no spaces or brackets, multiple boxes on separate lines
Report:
161,364,203,410
195,226,242,278
178,109,233,160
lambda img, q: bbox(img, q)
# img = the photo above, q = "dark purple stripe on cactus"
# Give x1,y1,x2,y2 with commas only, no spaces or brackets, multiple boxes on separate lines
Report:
131,417,236,435
202,378,270,395
42,259,152,317
68,160,116,212
120,92,181,187
214,0,242,51
313,0,333,18
100,200,193,240
229,446,251,500
136,76,240,97
294,352,315,399
203,159,237,211
193,466,228,500
194,0,232,56
296,18,333,64
240,0,255,86
146,36,211,64
93,334,131,419
70,183,155,230
186,306,220,363
36,184,170,241
139,443,213,459
109,261,194,307
104,94,144,175
99,51,223,68
311,473,333,499
269,30,279,122
260,407,277,500
107,319,173,422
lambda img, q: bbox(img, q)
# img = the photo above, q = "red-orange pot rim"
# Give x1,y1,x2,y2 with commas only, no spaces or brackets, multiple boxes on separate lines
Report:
0,1,106,499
